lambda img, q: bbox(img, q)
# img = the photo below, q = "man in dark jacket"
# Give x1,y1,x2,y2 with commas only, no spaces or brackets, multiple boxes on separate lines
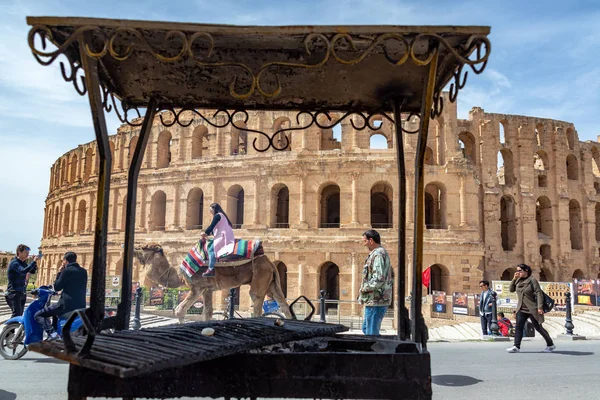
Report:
6,244,39,317
34,251,87,339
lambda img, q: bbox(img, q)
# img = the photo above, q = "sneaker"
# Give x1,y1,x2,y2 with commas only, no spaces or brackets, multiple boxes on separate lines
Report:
542,345,556,353
506,346,520,353
202,269,215,277
46,332,60,342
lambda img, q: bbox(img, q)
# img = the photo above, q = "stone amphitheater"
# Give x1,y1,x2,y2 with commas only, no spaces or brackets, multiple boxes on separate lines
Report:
36,94,600,315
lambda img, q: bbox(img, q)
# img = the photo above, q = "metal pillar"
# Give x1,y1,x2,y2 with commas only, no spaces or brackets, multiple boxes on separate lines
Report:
319,290,326,323
565,292,574,335
411,47,440,348
228,288,236,319
116,99,158,331
490,292,499,335
132,286,143,330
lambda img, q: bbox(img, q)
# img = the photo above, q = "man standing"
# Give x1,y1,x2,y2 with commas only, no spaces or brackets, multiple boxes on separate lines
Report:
358,230,393,336
479,280,494,336
34,251,87,340
6,244,39,318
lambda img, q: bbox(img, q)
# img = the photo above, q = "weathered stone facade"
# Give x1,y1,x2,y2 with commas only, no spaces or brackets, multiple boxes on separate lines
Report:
37,97,600,311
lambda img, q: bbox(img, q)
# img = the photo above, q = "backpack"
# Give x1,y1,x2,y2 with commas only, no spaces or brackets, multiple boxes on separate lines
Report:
530,281,555,313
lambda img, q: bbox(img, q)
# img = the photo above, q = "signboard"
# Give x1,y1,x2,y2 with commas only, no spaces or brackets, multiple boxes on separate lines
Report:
573,279,598,306
105,276,121,298
432,291,447,313
452,292,469,315
150,287,164,306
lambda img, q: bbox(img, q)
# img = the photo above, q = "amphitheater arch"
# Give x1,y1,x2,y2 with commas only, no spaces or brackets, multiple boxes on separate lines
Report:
424,146,434,165
157,130,172,168
566,154,578,180
69,154,78,183
369,132,391,149
186,188,204,230
84,148,93,181
319,183,340,228
499,120,507,144
501,268,516,281
566,128,575,150
425,182,446,229
430,264,449,292
77,199,86,233
500,195,517,251
534,150,549,188
458,131,476,164
271,184,289,228
592,146,600,178
149,190,167,231
319,262,340,310
536,196,553,238
227,185,245,228
231,121,249,155
535,123,545,147
274,261,288,298
498,149,515,186
53,205,60,235
273,116,292,152
569,199,583,250
371,181,393,228
60,158,67,185
46,209,53,237
192,125,208,159
572,269,585,280
62,203,71,235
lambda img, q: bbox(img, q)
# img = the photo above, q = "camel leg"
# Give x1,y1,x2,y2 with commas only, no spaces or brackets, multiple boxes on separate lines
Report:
174,287,202,323
201,288,214,321
268,281,293,319
248,262,273,317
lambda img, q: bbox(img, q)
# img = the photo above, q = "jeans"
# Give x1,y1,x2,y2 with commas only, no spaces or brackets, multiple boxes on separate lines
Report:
208,249,216,271
5,291,25,318
34,303,64,335
514,311,553,349
362,305,388,335
480,313,492,335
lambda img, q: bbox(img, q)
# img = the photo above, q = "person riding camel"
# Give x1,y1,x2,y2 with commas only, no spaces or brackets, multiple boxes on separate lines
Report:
200,203,235,277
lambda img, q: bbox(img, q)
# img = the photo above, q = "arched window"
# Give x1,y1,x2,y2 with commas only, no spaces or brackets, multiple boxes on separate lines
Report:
47,209,53,237
149,191,167,231
434,118,445,165
128,136,139,166
540,245,551,261
157,131,172,168
425,182,446,229
566,155,578,180
498,149,515,186
275,261,288,298
60,158,67,185
534,151,549,188
319,262,339,310
271,185,289,228
371,181,393,228
77,199,86,233
424,147,435,165
569,199,583,250
320,184,340,228
62,203,71,235
186,188,204,230
53,206,60,235
84,148,93,181
273,117,292,152
192,126,208,159
566,128,575,150
499,121,507,144
429,264,449,292
227,185,245,228
536,196,553,238
535,123,545,147
501,268,516,281
370,133,390,149
500,195,517,251
572,269,585,280
69,154,78,183
458,131,476,164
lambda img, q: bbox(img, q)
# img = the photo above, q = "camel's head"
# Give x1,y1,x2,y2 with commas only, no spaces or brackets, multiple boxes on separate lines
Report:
134,244,164,266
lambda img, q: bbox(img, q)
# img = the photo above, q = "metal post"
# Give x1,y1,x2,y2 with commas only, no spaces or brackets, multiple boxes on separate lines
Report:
117,98,158,331
319,290,326,323
228,288,236,319
565,292,574,335
132,287,142,331
490,292,499,336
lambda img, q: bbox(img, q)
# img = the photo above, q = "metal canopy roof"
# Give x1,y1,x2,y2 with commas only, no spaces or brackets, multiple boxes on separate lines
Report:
27,17,490,113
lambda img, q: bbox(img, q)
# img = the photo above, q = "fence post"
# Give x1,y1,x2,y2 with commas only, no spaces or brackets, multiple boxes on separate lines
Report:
228,288,236,319
319,290,326,323
132,286,142,330
489,292,499,336
565,292,574,335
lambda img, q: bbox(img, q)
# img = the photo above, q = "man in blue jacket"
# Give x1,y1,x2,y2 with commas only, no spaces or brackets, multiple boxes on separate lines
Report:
479,280,495,336
5,244,39,318
34,251,87,340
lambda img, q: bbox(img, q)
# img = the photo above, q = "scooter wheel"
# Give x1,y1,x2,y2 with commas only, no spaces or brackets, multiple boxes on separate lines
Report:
0,323,28,360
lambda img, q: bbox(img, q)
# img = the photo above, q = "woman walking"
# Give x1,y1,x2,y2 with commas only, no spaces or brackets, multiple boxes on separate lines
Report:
200,203,235,277
506,264,555,353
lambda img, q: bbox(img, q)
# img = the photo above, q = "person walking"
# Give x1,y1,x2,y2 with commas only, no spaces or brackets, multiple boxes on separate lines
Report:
5,244,39,318
200,203,235,277
506,264,555,353
478,280,494,336
358,229,393,336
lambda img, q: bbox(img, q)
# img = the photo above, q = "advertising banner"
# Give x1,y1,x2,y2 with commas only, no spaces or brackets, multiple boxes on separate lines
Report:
452,292,469,315
105,276,121,298
432,291,447,313
573,279,598,306
150,287,164,306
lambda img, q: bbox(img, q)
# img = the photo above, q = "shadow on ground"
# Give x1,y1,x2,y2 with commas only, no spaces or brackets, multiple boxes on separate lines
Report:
432,375,483,387
0,389,17,400
26,357,68,364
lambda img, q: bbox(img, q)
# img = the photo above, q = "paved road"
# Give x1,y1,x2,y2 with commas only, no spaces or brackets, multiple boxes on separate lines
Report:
0,338,597,399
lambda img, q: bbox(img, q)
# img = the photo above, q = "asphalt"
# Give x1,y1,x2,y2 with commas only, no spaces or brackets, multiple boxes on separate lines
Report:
0,338,598,399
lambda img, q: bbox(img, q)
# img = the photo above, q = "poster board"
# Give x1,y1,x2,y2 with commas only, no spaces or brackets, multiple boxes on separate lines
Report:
452,292,468,315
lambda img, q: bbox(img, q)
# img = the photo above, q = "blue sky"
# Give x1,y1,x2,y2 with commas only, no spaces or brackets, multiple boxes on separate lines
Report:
1,0,599,252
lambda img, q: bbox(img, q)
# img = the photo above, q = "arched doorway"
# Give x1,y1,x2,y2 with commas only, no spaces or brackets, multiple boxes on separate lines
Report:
572,269,585,280
500,195,517,251
227,185,245,228
319,262,339,311
424,183,446,229
501,268,516,281
186,188,204,230
569,200,583,250
370,181,393,228
429,264,448,292
320,184,340,228
150,190,167,231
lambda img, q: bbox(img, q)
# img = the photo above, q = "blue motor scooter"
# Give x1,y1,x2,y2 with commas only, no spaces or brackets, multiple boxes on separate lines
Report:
0,286,83,360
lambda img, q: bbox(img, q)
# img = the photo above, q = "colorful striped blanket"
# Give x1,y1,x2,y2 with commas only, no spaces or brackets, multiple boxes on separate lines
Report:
180,238,262,281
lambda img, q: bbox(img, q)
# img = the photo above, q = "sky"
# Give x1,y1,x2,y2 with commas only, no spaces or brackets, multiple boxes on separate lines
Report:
1,0,599,253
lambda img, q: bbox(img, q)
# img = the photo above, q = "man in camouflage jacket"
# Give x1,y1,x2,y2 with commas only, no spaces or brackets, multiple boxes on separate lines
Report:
358,229,393,335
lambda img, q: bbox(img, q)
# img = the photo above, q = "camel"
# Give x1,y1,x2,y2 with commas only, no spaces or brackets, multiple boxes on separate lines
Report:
133,244,292,323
